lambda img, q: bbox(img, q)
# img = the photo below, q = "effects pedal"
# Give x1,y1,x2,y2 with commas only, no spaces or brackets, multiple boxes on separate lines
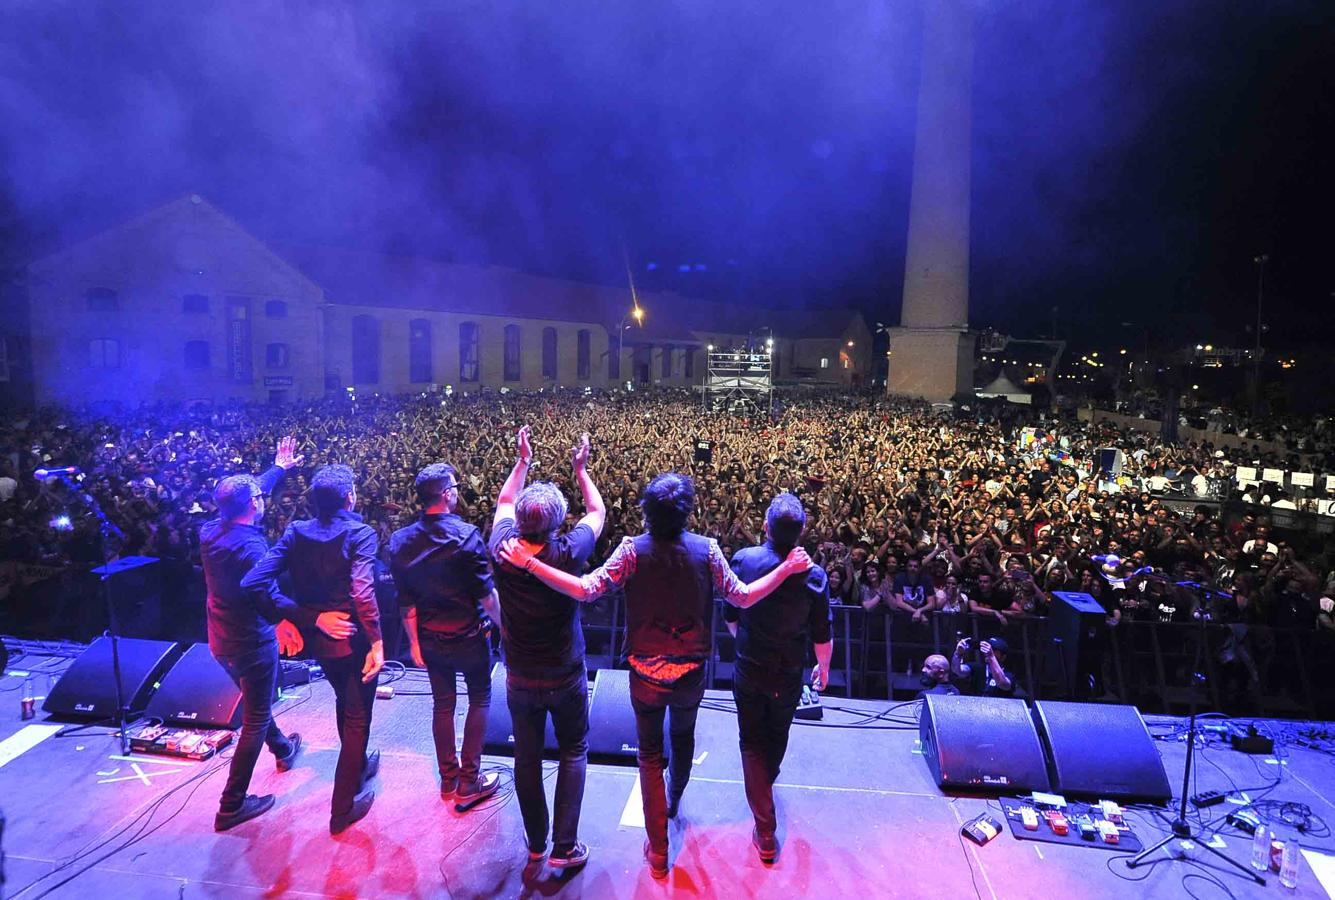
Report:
1230,725,1274,755
794,686,823,720
961,814,1004,846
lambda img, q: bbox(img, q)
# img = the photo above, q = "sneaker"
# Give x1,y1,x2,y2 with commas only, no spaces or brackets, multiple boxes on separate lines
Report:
454,772,500,810
440,776,459,800
549,842,589,869
752,827,778,864
527,841,549,862
361,749,381,785
214,794,274,832
644,840,669,879
329,789,375,835
274,734,302,772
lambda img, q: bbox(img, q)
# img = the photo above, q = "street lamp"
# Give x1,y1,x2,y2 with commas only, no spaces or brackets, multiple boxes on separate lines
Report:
617,305,645,381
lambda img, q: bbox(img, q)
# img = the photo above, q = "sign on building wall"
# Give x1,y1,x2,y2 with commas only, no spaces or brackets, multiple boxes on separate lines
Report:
225,296,252,382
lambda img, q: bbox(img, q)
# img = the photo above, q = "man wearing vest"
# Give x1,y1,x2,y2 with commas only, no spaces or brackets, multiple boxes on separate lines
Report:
723,492,832,863
488,426,605,868
500,472,812,878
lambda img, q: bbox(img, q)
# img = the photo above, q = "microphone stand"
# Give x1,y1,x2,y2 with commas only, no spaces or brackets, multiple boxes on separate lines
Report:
1127,581,1263,884
55,473,131,756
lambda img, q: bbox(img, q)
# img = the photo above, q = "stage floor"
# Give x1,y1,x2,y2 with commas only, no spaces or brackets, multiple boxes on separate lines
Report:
2,658,1334,899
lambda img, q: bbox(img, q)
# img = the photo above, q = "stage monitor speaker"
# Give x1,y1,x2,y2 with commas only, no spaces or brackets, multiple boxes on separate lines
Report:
1048,591,1108,699
43,637,179,719
919,694,1050,793
144,643,243,729
481,662,558,757
587,668,638,763
1033,700,1171,802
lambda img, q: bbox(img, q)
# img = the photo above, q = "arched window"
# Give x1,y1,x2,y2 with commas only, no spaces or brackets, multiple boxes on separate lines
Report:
352,314,380,384
85,287,119,312
504,324,522,381
542,327,558,379
577,329,591,380
459,322,479,382
409,318,432,383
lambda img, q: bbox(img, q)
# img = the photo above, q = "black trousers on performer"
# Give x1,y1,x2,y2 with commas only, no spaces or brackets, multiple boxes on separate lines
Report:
732,662,803,837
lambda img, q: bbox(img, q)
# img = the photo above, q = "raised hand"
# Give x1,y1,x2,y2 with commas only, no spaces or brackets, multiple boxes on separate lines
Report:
516,425,533,463
571,432,591,471
274,435,305,470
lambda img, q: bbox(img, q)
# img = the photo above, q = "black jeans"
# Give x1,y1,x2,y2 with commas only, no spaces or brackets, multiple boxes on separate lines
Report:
421,630,492,785
507,668,588,853
733,664,802,836
214,642,292,813
318,651,378,816
630,667,705,854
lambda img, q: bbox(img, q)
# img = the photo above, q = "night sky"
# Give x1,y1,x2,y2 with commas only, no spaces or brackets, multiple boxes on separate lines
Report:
1,1,1331,348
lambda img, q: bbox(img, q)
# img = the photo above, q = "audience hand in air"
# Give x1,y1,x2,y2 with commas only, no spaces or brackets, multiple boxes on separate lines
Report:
274,435,305,471
315,610,357,640
783,546,813,574
276,620,304,656
571,432,591,471
516,425,533,464
498,537,536,570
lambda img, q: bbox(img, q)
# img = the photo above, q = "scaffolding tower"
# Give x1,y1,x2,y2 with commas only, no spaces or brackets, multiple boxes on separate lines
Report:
702,347,773,415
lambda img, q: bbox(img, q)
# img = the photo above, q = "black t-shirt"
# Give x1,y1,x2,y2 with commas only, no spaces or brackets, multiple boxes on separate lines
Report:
892,572,936,609
972,584,1014,612
488,516,596,679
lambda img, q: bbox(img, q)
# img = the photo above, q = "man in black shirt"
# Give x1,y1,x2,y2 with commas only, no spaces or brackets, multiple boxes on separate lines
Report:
242,464,384,835
202,437,304,831
724,492,831,863
488,427,604,868
390,462,503,809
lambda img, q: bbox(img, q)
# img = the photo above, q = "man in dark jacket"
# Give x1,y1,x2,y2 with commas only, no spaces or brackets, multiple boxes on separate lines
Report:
202,436,305,831
242,464,384,834
724,492,832,863
390,462,504,809
499,472,810,878
488,427,604,868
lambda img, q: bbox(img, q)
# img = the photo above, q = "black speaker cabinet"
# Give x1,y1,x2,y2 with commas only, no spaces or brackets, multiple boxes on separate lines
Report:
1048,591,1108,699
145,643,243,729
919,694,1051,793
44,637,180,719
587,667,638,762
1033,701,1171,802
481,662,559,757
86,556,163,640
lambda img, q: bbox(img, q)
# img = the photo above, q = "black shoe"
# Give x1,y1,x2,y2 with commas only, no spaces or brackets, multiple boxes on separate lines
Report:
214,794,274,832
455,772,500,810
527,841,548,862
330,790,375,835
752,827,778,864
549,842,589,869
361,749,381,786
644,840,669,879
275,734,302,772
440,776,458,800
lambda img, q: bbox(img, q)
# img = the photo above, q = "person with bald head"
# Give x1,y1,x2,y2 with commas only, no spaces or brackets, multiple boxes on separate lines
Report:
915,654,959,699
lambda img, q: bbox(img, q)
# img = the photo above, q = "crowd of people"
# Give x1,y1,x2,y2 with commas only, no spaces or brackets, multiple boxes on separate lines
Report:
3,389,1334,644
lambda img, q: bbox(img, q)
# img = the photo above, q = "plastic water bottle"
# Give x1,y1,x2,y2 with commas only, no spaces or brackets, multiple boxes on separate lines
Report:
1280,837,1299,889
1251,825,1271,872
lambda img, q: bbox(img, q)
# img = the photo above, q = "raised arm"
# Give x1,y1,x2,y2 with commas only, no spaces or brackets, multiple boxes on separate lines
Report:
571,432,606,538
493,425,532,528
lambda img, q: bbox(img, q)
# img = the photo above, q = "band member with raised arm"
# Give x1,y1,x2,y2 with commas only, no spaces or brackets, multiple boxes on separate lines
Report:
488,427,605,868
499,472,812,879
203,436,306,832
723,492,832,863
241,464,384,835
389,462,504,810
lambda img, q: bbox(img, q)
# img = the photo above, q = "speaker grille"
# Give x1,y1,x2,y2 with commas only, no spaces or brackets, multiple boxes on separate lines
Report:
920,694,1050,792
1034,701,1171,801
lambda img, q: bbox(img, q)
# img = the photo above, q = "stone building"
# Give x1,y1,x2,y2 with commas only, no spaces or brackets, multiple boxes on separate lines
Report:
17,195,871,407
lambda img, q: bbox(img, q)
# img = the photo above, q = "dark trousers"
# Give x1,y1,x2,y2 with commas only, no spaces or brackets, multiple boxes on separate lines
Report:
214,642,292,813
421,631,492,785
508,668,589,853
630,667,705,854
733,665,802,836
318,651,378,816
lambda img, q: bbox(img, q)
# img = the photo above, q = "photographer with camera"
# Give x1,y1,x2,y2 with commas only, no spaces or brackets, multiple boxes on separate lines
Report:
950,635,1015,697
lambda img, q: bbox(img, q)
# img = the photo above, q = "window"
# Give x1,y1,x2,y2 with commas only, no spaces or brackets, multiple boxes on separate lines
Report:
86,287,119,312
577,329,591,380
88,339,120,369
662,346,673,378
684,347,695,379
459,322,479,382
266,343,290,369
265,300,288,319
820,357,830,369
504,324,522,381
542,327,558,379
184,340,210,369
182,294,209,314
351,314,380,384
409,318,432,383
